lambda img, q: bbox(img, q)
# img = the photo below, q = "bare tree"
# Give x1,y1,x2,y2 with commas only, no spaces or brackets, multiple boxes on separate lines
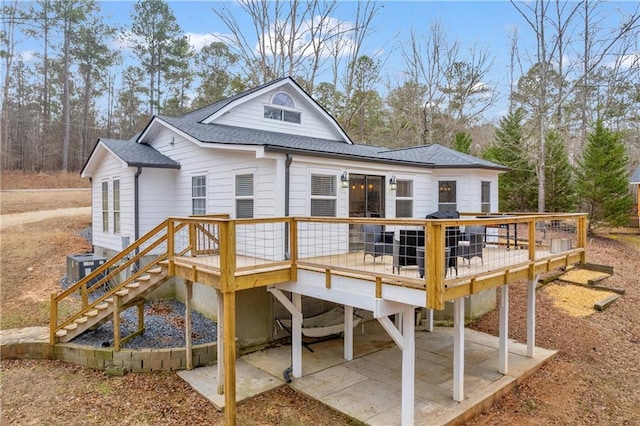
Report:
511,0,639,212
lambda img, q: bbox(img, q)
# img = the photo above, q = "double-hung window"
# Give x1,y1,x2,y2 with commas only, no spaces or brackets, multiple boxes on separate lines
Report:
438,180,457,211
113,179,120,233
310,174,337,217
481,181,491,213
396,179,413,218
235,174,254,218
101,181,109,232
192,175,206,215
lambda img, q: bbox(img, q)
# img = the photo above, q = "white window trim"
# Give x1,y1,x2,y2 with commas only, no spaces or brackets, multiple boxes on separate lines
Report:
438,179,458,211
191,174,207,216
113,179,120,234
263,91,302,124
481,181,491,213
309,172,337,217
235,170,256,219
395,179,414,218
101,180,109,233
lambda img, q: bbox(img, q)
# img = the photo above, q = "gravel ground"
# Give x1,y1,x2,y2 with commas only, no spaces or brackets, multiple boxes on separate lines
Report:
70,299,217,349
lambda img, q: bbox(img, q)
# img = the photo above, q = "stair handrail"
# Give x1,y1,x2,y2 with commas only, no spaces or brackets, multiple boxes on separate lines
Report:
50,219,192,343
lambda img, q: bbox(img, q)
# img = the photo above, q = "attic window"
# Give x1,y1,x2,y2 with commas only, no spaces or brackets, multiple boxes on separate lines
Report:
264,91,301,124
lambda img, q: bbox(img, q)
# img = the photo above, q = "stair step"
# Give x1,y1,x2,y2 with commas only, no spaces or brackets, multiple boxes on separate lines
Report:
75,316,88,324
148,267,162,274
105,297,113,304
96,303,108,310
86,309,98,317
125,282,140,289
159,260,169,266
115,289,129,297
55,330,68,337
138,275,151,282
63,323,78,331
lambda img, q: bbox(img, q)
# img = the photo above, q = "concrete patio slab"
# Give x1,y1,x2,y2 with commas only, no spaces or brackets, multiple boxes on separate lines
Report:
179,321,556,424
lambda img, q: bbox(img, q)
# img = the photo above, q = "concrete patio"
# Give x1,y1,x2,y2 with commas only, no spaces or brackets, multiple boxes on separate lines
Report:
179,320,556,425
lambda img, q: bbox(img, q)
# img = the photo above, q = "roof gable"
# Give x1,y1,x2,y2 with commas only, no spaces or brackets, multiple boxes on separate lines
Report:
81,138,180,177
198,77,352,143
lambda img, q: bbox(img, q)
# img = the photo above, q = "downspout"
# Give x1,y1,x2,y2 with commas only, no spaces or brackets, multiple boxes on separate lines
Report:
134,167,142,241
284,153,293,259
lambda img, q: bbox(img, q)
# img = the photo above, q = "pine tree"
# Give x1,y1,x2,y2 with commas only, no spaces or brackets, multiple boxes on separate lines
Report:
544,131,576,212
452,131,472,154
576,121,633,231
483,109,537,212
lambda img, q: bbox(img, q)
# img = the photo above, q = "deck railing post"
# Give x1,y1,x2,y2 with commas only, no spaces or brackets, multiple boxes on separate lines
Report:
290,218,298,281
426,222,445,310
167,219,175,258
578,215,587,263
188,222,197,256
50,294,57,344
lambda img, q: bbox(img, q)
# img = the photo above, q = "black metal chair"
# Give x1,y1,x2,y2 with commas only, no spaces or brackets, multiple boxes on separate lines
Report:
363,224,394,262
459,225,485,265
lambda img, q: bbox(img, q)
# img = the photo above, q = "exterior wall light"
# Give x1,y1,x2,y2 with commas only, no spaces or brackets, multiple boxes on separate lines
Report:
340,171,349,188
389,175,397,191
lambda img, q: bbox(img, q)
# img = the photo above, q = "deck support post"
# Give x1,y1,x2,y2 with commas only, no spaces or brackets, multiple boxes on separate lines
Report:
292,293,302,378
216,289,224,395
185,280,193,370
223,290,237,426
344,305,354,361
377,306,416,426
498,285,509,374
426,309,434,332
401,305,415,426
453,297,465,402
526,275,539,357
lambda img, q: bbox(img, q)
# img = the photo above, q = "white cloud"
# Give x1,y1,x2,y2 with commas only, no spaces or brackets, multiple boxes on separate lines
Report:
185,32,227,51
610,53,640,70
19,50,37,62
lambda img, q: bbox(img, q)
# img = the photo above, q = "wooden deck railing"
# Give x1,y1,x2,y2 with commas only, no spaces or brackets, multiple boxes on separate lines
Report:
51,212,587,343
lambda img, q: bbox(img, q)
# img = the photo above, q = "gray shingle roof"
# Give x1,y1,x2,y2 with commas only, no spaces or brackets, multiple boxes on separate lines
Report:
157,116,508,171
102,139,180,169
631,166,640,184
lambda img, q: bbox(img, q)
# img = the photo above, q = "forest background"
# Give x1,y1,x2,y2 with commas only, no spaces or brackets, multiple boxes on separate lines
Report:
1,0,639,220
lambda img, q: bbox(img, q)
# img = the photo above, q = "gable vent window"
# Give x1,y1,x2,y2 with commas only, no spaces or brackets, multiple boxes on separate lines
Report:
310,174,337,217
264,91,301,124
236,173,254,218
192,175,207,215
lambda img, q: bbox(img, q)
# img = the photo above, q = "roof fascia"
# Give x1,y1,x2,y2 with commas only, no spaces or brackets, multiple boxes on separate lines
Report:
80,141,128,178
201,77,353,144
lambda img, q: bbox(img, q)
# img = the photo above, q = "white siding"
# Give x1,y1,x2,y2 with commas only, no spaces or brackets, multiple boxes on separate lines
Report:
91,153,135,253
433,170,500,214
138,168,178,235
215,88,344,141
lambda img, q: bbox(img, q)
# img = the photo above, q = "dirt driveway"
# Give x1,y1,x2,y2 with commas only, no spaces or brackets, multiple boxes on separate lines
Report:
2,188,640,425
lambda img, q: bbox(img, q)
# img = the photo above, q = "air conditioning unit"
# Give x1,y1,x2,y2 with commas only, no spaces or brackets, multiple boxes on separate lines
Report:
67,253,107,283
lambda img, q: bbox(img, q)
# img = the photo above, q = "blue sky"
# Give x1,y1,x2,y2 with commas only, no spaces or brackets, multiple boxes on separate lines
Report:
18,1,640,121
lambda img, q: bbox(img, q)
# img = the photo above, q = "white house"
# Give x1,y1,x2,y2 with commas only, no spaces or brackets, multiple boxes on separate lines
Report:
81,77,508,347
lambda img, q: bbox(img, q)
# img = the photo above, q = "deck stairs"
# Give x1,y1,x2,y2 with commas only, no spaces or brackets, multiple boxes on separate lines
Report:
54,264,170,343
50,219,188,344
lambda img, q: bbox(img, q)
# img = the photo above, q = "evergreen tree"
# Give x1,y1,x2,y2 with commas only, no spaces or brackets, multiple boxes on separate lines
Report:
452,131,472,154
483,109,537,212
576,121,633,232
544,131,577,212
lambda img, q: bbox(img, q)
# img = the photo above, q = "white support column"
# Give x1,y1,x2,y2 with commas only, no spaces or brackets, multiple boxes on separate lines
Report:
344,305,354,361
526,275,539,358
453,297,465,402
426,309,434,332
401,305,415,426
292,293,302,378
498,285,509,374
216,289,224,395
